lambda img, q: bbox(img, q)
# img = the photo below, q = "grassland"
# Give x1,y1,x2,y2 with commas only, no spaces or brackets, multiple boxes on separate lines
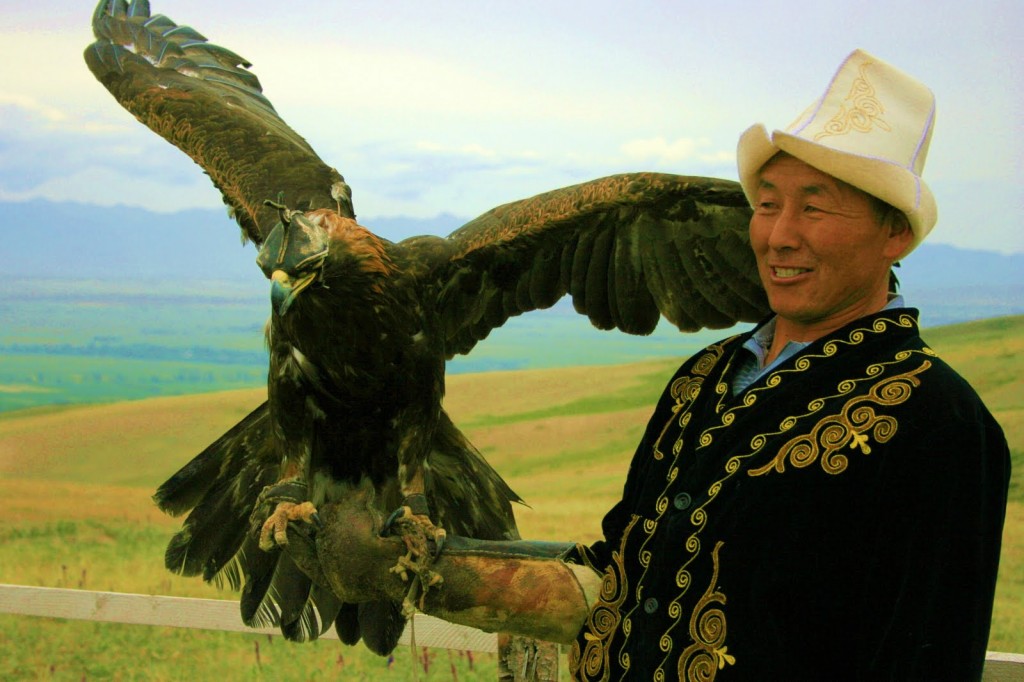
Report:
0,280,729,413
0,316,1020,680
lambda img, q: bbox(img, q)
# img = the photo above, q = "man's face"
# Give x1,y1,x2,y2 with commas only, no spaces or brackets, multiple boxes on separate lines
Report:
749,154,911,338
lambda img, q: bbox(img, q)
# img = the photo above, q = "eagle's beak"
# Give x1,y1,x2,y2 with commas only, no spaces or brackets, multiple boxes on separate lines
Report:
270,270,318,316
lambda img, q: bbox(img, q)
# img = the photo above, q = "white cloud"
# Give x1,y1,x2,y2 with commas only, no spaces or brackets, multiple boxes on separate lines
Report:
412,140,541,162
0,89,132,137
413,140,499,158
0,166,222,213
0,0,1019,254
618,136,737,167
621,137,696,162
0,93,67,123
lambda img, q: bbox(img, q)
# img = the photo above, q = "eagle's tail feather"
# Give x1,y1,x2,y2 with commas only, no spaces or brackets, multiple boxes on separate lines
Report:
331,598,407,654
158,402,277,585
162,478,250,583
239,536,281,629
334,602,361,644
357,599,407,656
155,403,342,644
269,553,344,642
153,402,271,516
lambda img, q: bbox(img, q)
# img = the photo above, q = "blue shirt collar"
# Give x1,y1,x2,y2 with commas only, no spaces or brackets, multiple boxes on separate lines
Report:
741,295,906,372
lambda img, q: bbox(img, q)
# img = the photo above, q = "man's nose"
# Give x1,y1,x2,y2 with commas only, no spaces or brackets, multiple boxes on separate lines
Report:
767,207,802,250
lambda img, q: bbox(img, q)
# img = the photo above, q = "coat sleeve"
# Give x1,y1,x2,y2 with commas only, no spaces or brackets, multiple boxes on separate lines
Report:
852,373,1010,680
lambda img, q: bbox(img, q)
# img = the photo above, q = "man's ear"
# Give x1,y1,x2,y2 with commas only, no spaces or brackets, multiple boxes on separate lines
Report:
883,213,914,260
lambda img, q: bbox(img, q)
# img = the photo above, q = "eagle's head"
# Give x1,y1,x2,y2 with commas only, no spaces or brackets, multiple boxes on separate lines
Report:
256,203,330,316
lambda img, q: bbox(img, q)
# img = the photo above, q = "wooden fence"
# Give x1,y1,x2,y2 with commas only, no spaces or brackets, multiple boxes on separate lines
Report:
2,584,1022,680
0,583,493,652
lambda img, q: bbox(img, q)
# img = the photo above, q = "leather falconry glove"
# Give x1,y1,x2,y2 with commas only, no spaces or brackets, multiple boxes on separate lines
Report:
283,481,603,645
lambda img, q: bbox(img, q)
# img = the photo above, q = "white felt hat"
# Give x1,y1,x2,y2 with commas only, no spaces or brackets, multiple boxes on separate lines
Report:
737,49,937,258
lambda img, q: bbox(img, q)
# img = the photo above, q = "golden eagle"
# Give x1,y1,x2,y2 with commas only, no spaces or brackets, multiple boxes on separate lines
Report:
85,0,768,655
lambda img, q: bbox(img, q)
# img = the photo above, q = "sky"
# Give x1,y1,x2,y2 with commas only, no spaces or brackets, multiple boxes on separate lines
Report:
1,0,1021,254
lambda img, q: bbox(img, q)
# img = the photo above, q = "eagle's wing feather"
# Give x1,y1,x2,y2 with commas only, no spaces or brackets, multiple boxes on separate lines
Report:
85,0,350,243
428,173,769,357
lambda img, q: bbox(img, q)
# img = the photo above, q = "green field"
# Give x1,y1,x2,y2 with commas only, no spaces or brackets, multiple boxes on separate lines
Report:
0,279,735,413
0,316,1021,680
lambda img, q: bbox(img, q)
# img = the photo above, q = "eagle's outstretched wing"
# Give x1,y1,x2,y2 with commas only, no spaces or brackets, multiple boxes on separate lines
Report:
88,0,398,650
85,0,351,243
426,173,769,357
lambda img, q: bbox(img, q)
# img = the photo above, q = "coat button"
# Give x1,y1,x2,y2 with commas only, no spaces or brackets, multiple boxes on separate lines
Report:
643,597,659,614
673,492,692,511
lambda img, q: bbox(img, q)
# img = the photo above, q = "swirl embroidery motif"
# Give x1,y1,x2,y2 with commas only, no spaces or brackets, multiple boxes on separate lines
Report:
814,61,891,141
677,542,735,680
652,341,727,460
700,314,917,448
570,516,638,682
654,375,702,461
748,360,930,477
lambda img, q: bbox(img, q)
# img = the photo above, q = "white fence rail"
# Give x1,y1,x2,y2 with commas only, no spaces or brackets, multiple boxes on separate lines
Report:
0,583,495,653
2,583,1022,679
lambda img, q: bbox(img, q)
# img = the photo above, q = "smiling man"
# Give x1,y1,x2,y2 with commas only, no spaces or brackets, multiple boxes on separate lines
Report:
749,154,911,344
291,50,1011,681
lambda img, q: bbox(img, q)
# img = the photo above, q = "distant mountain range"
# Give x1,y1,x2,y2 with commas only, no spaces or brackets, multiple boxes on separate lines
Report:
3,199,465,281
1,199,1021,411
3,199,1022,326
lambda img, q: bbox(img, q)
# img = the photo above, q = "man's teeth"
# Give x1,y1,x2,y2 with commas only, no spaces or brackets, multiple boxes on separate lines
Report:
774,267,809,278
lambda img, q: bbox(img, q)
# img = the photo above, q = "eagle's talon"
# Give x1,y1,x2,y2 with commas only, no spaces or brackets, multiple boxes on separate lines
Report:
433,528,447,558
380,505,408,537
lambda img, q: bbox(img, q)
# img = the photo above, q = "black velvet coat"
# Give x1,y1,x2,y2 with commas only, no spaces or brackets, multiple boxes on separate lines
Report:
567,309,1010,681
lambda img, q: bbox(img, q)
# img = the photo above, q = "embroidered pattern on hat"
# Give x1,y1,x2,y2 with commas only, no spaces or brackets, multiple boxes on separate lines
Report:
814,62,891,141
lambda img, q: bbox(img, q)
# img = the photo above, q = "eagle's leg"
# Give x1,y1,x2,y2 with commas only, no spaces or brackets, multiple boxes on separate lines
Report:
259,499,320,550
375,401,449,609
394,462,447,556
250,476,320,551
375,460,447,613
383,495,445,615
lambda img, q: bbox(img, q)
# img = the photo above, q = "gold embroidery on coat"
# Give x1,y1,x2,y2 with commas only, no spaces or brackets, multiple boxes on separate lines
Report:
570,516,637,682
659,443,761,672
692,342,728,377
613,511,664,676
666,316,925,680
814,61,891,141
652,340,728,460
572,315,925,681
655,376,703,460
700,314,916,447
749,360,930,477
677,542,735,681
595,341,729,679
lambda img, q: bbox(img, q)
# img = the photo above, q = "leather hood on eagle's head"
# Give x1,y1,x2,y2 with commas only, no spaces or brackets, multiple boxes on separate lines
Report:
257,203,330,316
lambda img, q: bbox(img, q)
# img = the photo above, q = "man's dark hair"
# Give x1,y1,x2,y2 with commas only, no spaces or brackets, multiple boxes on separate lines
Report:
868,196,910,294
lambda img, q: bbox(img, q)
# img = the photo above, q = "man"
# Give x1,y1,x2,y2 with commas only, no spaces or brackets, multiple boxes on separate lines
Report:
292,50,1010,680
